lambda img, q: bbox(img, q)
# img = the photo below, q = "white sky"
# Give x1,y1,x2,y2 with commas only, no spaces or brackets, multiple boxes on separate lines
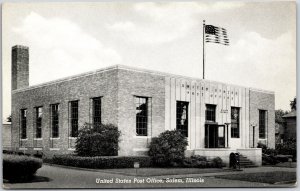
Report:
2,1,296,123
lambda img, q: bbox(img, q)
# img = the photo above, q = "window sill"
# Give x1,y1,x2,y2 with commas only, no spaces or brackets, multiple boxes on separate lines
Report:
50,137,60,140
50,148,60,151
68,148,76,151
68,137,77,139
133,136,152,138
19,147,28,150
133,148,149,151
34,148,43,150
34,138,43,140
20,138,28,141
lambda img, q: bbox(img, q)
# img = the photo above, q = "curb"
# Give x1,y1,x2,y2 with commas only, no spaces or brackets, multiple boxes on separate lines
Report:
43,163,235,178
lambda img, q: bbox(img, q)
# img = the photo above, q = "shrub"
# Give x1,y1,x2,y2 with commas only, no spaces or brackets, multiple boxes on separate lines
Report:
276,138,296,161
148,130,188,167
211,157,224,168
262,154,280,165
75,123,121,157
52,155,151,169
3,154,42,182
257,142,278,156
183,156,224,168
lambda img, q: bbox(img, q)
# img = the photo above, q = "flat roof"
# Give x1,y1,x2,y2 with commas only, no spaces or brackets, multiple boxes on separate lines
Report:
283,110,297,118
12,64,275,94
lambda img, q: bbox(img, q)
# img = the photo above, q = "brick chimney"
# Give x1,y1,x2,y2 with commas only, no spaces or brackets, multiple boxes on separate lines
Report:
12,45,29,90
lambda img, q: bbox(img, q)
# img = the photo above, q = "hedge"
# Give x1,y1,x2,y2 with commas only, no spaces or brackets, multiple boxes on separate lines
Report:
183,155,224,168
3,154,42,182
52,155,151,169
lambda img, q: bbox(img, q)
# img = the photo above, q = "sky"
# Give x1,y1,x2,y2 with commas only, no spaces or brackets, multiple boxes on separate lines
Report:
2,1,296,123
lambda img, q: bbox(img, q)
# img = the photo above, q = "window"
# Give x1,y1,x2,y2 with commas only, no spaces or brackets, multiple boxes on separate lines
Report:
20,109,27,139
176,101,189,137
50,104,59,138
135,97,148,136
70,101,79,137
205,104,216,122
35,107,43,138
259,110,267,139
92,97,101,124
231,107,240,138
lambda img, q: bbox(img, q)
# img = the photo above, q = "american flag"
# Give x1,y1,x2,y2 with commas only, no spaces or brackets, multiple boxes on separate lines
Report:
205,25,229,46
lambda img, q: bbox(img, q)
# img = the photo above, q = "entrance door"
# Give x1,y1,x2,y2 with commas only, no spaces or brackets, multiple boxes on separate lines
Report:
205,124,225,148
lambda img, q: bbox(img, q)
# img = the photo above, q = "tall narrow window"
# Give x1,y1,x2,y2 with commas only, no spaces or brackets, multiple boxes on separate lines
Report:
92,97,101,124
176,101,189,137
50,104,59,138
205,104,216,122
20,109,27,139
231,107,240,138
135,97,148,136
259,110,267,139
70,101,79,137
35,107,43,138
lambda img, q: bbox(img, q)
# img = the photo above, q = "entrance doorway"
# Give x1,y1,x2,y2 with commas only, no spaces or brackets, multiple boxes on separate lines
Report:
205,124,225,148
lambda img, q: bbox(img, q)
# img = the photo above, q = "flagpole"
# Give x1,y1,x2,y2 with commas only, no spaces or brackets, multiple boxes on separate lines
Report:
203,20,205,80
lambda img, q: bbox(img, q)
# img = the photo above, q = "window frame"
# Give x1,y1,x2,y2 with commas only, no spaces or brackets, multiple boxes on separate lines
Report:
205,104,216,123
70,100,79,137
35,107,43,138
135,96,148,136
20,109,27,139
50,104,59,138
259,110,267,139
176,101,189,137
231,107,240,138
92,97,101,125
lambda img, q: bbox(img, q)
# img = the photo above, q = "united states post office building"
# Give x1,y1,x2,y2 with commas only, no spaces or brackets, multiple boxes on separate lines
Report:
11,45,275,165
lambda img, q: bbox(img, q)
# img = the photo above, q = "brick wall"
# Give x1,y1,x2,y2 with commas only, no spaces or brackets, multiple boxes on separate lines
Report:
249,89,275,148
117,68,165,156
2,124,11,149
11,69,118,155
12,45,29,90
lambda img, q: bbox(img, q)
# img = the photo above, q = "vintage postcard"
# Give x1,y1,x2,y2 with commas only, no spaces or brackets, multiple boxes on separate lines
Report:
2,0,296,189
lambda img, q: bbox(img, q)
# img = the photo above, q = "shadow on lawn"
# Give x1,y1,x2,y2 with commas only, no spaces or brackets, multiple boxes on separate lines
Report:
4,176,52,184
215,171,296,184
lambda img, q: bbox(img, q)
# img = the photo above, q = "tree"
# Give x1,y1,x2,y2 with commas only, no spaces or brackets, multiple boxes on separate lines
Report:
290,97,296,111
75,123,121,157
275,109,288,123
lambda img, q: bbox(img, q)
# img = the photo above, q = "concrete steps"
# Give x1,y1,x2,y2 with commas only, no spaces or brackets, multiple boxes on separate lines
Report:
239,154,258,168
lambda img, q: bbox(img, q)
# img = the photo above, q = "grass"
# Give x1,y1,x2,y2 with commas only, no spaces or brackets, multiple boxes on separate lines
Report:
94,167,230,176
215,171,296,184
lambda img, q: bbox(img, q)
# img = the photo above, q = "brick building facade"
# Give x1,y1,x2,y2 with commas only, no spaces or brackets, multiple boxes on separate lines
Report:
11,45,275,165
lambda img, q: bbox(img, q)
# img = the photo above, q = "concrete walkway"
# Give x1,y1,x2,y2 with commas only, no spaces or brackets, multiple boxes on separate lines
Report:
3,164,296,189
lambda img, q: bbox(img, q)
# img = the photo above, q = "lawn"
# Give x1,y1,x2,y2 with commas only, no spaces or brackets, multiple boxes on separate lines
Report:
215,171,296,184
91,167,232,176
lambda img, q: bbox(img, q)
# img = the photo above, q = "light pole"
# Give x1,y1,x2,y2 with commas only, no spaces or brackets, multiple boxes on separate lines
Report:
250,123,257,148
224,123,231,148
